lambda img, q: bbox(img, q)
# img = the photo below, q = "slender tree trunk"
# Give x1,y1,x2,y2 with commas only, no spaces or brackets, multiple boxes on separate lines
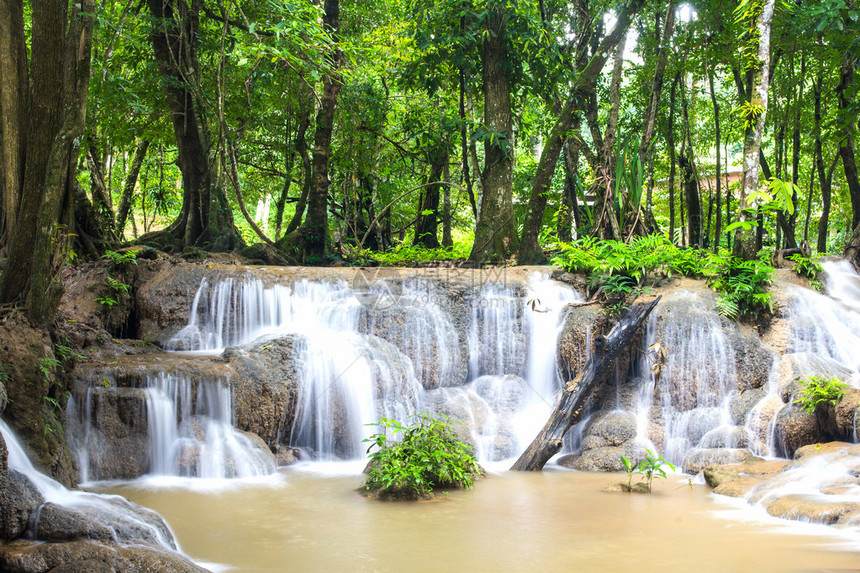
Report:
284,114,313,237
640,2,675,218
708,62,722,252
668,73,679,243
815,70,831,253
470,5,517,263
115,139,150,238
299,0,342,260
680,153,701,247
733,0,777,261
442,162,452,247
787,51,804,243
414,145,447,248
837,53,860,231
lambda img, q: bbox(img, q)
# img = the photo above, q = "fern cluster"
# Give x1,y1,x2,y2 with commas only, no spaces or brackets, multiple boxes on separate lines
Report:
551,234,774,321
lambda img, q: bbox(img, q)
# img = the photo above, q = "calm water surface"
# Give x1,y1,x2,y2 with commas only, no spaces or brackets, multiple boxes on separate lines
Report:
101,467,860,572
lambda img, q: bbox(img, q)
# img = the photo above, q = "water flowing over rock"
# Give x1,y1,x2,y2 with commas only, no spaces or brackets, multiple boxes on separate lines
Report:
68,266,585,475
0,420,205,571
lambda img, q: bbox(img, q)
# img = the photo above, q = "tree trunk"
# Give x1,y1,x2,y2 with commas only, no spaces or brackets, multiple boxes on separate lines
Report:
640,2,675,217
414,145,447,248
0,0,94,324
837,53,860,231
442,162,453,247
471,6,517,263
299,0,341,261
459,66,477,219
814,70,832,254
115,139,149,239
708,63,722,252
0,0,28,248
845,220,860,272
667,73,679,244
733,0,777,261
146,0,240,250
511,296,661,471
680,153,701,248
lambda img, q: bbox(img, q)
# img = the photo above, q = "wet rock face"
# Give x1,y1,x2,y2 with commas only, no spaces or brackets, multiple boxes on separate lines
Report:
556,304,603,380
0,433,45,541
66,387,150,481
0,539,208,573
0,315,76,487
30,498,176,549
0,380,6,415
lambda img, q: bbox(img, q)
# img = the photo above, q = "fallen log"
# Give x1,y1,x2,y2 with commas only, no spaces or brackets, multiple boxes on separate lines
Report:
511,296,661,471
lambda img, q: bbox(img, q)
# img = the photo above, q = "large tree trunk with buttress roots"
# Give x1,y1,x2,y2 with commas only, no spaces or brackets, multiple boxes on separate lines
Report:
511,296,661,471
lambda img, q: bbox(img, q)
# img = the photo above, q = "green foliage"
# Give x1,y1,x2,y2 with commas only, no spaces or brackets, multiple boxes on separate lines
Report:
788,254,824,291
363,412,482,500
793,375,848,414
353,242,472,266
551,235,773,321
619,449,675,492
102,249,139,266
636,449,675,492
707,255,774,321
620,455,638,489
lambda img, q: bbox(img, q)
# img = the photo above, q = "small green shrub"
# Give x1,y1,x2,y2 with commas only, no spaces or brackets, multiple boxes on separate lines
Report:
636,449,675,492
788,254,823,291
619,449,675,493
793,375,847,414
102,249,139,266
363,412,482,500
620,454,638,489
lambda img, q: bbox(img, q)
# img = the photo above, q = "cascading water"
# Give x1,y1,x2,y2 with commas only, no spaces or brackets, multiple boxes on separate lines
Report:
0,419,180,551
632,290,753,469
149,271,581,467
144,373,276,478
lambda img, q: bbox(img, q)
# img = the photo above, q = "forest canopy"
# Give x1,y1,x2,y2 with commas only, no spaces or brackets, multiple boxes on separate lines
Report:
2,0,860,321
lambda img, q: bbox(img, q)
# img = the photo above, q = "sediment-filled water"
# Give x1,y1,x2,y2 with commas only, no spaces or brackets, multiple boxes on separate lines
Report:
100,467,860,573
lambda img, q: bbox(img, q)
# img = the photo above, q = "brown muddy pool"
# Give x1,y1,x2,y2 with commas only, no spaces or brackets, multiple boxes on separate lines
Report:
98,467,860,572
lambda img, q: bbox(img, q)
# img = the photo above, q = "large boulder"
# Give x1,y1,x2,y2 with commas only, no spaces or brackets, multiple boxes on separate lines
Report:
574,441,644,472
773,405,826,458
30,496,175,549
581,411,638,449
224,336,301,450
0,539,207,573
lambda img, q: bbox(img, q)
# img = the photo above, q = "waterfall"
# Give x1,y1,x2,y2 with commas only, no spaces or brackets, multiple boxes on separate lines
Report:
144,374,276,478
633,291,744,467
161,271,581,465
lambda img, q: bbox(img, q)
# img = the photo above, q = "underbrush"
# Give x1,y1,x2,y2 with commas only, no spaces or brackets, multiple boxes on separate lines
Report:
551,234,775,322
362,412,483,501
347,243,472,267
